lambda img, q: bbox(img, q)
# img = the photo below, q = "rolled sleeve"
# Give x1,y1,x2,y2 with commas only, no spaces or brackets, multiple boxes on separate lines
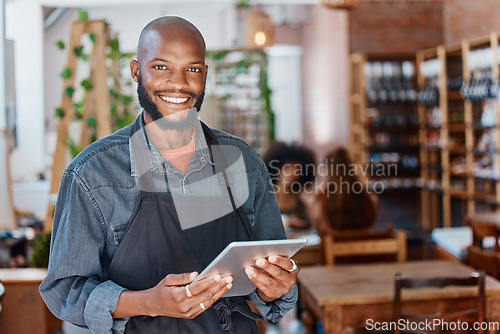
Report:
249,285,298,323
84,280,129,333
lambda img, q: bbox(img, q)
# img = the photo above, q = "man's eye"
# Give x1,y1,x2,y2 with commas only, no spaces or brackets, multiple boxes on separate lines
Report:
153,65,167,70
188,67,201,73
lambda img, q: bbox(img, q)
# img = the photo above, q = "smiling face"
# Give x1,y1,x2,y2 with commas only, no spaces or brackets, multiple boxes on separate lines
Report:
130,18,208,127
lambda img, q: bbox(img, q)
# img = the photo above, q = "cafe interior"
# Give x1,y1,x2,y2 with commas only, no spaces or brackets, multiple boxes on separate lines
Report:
3,0,500,333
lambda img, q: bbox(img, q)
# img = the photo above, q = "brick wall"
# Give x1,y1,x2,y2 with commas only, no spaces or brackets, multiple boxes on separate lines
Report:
349,0,444,54
444,0,500,44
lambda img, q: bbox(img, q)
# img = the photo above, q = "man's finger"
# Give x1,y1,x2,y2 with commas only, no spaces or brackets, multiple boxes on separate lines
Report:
189,275,231,295
164,272,198,286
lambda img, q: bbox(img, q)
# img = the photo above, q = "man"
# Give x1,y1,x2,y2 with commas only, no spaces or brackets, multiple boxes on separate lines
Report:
40,16,299,334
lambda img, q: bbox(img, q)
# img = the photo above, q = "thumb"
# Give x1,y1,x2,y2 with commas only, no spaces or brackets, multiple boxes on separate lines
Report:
163,272,198,287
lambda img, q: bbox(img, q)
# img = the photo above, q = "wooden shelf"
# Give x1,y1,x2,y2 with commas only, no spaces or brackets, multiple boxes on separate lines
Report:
471,123,498,130
447,91,464,100
366,145,420,153
474,192,499,204
449,190,469,200
471,149,497,155
366,125,419,132
448,146,466,154
448,123,466,132
424,124,442,130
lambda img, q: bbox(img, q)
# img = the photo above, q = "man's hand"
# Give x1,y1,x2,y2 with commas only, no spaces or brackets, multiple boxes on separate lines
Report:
112,272,232,319
244,255,299,302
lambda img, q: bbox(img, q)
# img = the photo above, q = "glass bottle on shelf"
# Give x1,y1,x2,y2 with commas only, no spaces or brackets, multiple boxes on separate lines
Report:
402,61,417,103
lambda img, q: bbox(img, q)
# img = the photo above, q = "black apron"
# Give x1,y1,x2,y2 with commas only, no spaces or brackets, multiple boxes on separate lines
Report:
107,123,264,333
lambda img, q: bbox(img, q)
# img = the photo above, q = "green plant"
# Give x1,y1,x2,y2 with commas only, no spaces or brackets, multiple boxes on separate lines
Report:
29,232,51,268
236,0,252,9
78,9,89,21
54,10,135,156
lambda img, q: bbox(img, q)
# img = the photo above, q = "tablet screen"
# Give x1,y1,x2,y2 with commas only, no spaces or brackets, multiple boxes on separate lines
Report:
192,239,307,297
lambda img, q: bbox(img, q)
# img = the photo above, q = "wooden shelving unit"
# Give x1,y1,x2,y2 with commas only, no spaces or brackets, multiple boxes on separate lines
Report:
416,32,500,229
351,32,500,231
205,49,271,154
350,53,421,229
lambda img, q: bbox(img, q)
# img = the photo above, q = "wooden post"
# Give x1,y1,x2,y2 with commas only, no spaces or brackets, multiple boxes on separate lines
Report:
438,45,451,228
44,20,113,232
462,40,475,217
416,51,430,232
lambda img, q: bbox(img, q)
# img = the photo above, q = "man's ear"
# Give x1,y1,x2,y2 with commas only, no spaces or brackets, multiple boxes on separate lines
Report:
204,64,208,81
130,59,140,82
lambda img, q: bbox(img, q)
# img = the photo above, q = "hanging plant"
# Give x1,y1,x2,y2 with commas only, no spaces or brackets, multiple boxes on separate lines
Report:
67,138,82,159
65,86,75,97
206,49,274,148
73,101,84,119
73,45,84,58
80,78,93,91
78,9,89,21
107,37,120,60
55,40,65,50
54,107,65,118
60,67,72,79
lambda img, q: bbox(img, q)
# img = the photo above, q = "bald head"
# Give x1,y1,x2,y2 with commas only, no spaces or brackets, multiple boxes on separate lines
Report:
137,16,206,63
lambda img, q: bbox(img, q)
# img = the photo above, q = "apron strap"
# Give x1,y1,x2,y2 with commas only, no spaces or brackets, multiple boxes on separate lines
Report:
212,297,265,333
202,123,258,241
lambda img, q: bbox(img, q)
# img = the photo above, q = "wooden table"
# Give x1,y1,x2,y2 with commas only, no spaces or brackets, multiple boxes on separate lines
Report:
0,268,62,334
298,260,500,334
286,228,323,266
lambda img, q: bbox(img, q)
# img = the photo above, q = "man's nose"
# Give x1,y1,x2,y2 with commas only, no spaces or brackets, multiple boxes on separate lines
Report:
166,71,188,89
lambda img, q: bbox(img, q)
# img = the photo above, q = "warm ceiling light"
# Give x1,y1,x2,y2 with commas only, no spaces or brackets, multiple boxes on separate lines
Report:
254,31,266,46
245,9,274,48
321,0,362,10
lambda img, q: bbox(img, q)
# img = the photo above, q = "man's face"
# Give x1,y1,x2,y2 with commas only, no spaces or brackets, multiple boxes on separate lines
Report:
137,74,204,131
131,28,208,127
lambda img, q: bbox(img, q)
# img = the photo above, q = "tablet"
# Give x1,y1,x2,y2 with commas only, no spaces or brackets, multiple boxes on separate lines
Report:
192,239,307,297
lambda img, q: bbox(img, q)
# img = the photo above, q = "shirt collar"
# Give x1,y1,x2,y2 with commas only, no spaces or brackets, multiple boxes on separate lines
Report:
129,112,214,177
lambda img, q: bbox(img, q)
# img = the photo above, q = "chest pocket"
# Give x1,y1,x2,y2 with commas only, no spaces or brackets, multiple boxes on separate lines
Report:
112,223,129,246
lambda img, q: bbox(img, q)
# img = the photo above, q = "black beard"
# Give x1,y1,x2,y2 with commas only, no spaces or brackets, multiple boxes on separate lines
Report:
137,75,205,131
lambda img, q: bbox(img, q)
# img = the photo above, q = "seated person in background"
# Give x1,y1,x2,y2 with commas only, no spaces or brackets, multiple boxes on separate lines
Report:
314,147,377,236
263,142,316,229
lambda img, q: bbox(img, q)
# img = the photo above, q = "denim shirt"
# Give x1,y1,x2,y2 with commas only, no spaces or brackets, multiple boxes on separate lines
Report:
39,114,297,334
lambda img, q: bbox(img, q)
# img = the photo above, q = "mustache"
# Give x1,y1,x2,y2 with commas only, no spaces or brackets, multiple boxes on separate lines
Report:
153,89,196,98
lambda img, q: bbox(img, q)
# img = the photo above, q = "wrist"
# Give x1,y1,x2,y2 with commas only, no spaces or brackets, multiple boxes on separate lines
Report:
257,289,275,303
113,288,157,318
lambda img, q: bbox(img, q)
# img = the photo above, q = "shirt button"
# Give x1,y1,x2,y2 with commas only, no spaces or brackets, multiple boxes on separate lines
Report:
200,156,206,163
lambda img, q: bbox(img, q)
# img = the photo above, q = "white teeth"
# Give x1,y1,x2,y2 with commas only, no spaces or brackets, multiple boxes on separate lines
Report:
161,96,189,104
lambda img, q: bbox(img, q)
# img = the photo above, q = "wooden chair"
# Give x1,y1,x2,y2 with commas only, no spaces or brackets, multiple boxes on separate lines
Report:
467,218,500,279
468,219,500,252
322,226,407,266
468,245,500,279
394,272,485,334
